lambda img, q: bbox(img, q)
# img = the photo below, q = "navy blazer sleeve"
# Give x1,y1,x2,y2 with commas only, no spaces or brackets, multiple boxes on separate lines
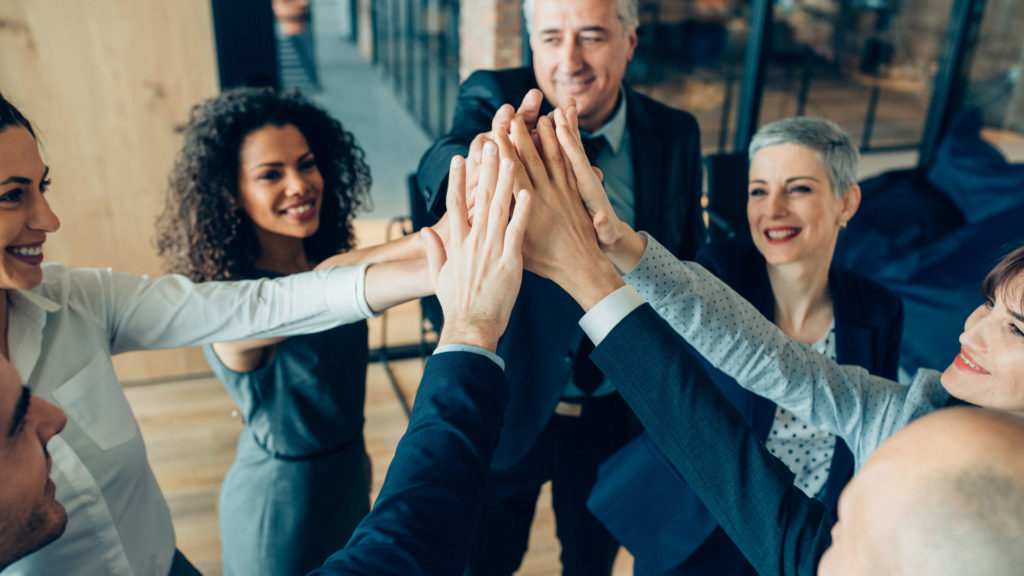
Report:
311,352,508,576
592,305,830,576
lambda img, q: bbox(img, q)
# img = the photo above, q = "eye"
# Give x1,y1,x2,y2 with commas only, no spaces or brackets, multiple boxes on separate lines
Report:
0,189,24,204
748,187,766,197
1010,323,1024,338
39,178,52,194
540,35,560,45
257,169,281,181
580,33,605,44
788,185,812,194
300,159,318,172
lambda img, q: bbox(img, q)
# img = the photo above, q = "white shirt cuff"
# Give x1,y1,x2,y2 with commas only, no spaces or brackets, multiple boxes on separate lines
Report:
323,264,379,319
433,344,506,371
579,284,645,346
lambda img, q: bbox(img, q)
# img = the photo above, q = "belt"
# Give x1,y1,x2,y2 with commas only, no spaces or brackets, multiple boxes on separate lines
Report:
554,392,619,418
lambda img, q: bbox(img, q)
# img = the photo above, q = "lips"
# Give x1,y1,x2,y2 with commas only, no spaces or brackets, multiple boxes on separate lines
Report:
279,199,317,222
763,227,800,244
954,347,990,375
6,242,44,265
556,76,596,95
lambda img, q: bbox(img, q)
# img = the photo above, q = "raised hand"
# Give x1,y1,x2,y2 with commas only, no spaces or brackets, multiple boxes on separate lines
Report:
496,109,625,310
552,106,646,272
422,146,531,352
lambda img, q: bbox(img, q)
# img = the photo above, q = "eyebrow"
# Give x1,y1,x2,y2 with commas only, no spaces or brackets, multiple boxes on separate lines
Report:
749,176,821,185
248,152,314,172
538,25,610,35
1,166,49,187
8,386,31,437
0,176,32,187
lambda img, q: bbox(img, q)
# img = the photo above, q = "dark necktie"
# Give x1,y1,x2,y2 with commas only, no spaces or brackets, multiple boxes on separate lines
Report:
571,134,608,396
581,135,607,165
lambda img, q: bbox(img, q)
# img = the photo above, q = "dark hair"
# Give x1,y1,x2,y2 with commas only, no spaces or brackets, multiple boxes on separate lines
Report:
982,245,1024,308
156,87,371,281
0,92,35,138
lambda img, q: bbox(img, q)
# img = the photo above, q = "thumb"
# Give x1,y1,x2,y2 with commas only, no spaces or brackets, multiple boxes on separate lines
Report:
421,228,447,288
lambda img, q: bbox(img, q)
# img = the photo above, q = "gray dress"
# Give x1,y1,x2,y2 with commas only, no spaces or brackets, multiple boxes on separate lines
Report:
206,271,370,576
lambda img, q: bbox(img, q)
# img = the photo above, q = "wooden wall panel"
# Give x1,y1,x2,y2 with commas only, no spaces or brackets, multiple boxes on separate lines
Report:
0,0,220,382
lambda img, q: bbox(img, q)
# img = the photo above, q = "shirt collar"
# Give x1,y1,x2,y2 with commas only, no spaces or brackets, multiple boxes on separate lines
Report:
582,87,628,155
9,284,61,313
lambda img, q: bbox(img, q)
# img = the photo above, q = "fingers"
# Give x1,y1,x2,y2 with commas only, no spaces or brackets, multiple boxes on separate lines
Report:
536,115,569,191
484,158,516,256
510,115,551,192
421,227,447,288
492,103,515,135
503,190,531,263
474,141,499,239
445,155,469,241
553,108,594,186
517,89,544,130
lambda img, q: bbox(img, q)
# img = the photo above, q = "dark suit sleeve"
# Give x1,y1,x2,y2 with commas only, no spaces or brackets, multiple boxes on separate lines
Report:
416,71,506,216
310,352,508,576
591,305,830,576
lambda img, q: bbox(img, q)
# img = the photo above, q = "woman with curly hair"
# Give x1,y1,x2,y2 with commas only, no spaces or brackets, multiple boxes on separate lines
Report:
0,89,432,576
156,87,423,575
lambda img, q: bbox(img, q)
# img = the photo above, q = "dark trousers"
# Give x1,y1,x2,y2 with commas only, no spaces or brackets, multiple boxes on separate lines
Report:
466,392,640,576
169,549,202,576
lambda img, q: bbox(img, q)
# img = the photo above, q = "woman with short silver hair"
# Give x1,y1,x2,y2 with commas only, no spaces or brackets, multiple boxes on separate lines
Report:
594,117,903,576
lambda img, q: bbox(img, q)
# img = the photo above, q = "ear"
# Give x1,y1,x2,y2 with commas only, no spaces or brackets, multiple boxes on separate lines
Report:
838,183,861,225
625,29,638,61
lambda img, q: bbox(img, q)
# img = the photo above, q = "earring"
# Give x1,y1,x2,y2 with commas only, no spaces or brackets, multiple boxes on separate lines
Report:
839,221,847,229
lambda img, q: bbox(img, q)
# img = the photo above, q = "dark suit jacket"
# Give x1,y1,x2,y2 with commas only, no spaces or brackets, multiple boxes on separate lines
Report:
588,239,903,574
593,305,831,576
310,351,507,576
416,67,703,467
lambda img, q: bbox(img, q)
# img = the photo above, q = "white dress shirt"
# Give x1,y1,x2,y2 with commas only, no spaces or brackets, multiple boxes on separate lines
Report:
4,263,374,576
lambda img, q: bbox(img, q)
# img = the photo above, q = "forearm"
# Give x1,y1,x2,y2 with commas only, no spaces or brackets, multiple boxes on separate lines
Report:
319,234,426,269
364,258,432,314
312,352,507,576
590,305,829,576
622,235,920,464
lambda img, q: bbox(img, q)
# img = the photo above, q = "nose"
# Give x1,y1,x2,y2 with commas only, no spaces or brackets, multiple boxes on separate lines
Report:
284,170,307,197
29,193,61,233
960,303,990,350
34,395,67,443
766,190,788,217
559,38,584,73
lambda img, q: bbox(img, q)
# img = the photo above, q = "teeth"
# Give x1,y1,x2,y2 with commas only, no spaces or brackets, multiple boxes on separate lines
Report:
7,246,42,257
766,229,798,239
285,203,312,215
961,353,982,370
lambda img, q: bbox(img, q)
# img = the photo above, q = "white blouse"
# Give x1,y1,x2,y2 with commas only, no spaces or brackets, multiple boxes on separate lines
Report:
4,263,373,576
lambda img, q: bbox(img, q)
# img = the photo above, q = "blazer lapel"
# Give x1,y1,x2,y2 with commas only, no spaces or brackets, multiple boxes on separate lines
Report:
626,87,661,234
830,267,876,371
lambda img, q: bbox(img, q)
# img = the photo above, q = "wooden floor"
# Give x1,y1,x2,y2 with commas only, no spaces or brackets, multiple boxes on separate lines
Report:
125,297,635,575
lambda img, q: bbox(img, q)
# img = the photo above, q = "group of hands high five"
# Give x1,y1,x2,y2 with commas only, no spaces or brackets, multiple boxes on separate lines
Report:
419,89,645,352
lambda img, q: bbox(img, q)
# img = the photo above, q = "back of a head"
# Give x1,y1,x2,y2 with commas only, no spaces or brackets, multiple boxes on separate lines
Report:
889,409,1024,576
748,117,857,196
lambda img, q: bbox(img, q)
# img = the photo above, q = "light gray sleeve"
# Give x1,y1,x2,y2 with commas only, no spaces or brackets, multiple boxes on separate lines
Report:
68,265,373,355
622,234,950,468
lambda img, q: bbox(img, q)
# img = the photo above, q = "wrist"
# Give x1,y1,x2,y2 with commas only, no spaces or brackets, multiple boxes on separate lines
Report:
438,320,503,352
606,229,646,274
560,257,626,311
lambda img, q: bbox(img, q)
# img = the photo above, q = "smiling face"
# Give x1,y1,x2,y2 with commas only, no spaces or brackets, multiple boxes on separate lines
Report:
941,276,1024,412
0,360,67,569
747,143,859,269
530,0,637,132
0,126,61,290
236,123,323,253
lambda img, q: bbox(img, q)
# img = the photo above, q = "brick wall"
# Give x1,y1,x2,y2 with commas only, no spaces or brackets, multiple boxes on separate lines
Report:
460,0,525,80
